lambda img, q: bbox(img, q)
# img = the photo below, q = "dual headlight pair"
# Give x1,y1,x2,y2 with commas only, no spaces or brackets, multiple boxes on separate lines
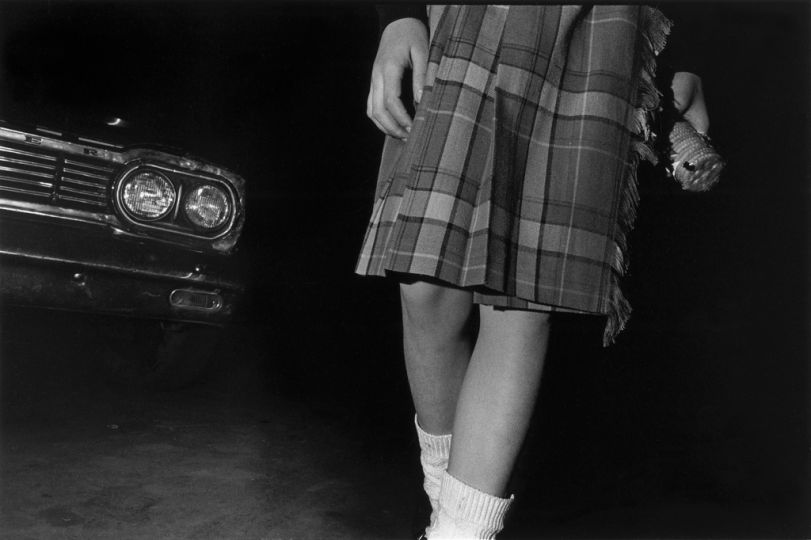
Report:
118,168,231,232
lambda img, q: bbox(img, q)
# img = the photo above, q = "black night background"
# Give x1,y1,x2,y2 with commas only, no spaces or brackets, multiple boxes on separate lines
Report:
0,2,808,538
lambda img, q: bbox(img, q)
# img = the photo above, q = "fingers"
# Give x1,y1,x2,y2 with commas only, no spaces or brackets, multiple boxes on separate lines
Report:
411,46,427,105
366,17,429,139
383,64,413,131
367,63,410,139
367,84,387,134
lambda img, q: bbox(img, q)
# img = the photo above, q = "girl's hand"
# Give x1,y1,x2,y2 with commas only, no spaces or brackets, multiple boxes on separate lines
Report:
367,18,429,139
671,71,710,134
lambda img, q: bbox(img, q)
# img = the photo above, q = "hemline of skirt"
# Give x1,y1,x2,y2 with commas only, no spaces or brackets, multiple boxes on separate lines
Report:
355,257,602,317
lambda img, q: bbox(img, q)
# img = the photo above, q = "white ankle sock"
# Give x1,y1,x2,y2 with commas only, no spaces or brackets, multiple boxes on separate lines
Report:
414,414,452,531
428,471,514,540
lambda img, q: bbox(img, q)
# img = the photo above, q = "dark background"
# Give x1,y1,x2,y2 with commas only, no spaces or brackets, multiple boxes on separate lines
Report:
0,2,808,537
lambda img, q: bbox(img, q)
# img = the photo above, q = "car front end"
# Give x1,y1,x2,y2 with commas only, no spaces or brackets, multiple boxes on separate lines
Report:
0,119,246,326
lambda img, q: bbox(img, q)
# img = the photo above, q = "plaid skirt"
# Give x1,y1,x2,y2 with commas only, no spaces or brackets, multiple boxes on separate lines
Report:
356,5,670,344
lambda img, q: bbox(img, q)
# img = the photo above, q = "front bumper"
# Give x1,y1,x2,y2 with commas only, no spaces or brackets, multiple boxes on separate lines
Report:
0,211,244,324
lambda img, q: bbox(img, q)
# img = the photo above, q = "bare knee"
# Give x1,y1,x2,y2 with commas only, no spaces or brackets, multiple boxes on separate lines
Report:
399,280,473,336
399,280,458,312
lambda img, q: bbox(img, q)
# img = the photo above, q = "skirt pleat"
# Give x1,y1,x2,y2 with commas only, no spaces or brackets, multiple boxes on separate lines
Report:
356,5,672,343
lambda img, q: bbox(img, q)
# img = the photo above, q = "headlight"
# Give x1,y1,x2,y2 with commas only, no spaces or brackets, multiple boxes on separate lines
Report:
183,185,231,230
121,170,176,220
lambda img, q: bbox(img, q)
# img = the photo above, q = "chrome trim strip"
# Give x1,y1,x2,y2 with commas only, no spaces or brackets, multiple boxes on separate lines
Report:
61,177,108,190
77,136,124,149
64,158,115,173
172,183,184,221
35,127,63,136
0,185,51,197
58,194,108,206
63,167,110,182
0,144,57,161
0,249,236,287
0,174,53,189
0,199,114,221
0,164,54,179
0,156,56,170
60,186,107,199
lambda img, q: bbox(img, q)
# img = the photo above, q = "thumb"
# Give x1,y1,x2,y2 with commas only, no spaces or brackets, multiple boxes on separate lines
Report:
411,47,427,104
672,72,710,134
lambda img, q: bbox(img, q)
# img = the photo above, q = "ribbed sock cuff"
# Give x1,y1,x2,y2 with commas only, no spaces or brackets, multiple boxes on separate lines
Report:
438,471,513,538
414,414,452,458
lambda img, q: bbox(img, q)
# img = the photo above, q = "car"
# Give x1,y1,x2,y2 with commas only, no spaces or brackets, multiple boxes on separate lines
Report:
0,117,247,387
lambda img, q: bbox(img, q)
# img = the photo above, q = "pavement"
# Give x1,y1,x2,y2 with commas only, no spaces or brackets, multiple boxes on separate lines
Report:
0,306,807,539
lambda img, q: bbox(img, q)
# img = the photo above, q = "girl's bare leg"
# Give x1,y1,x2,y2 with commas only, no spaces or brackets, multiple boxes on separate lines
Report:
448,305,550,496
400,280,474,435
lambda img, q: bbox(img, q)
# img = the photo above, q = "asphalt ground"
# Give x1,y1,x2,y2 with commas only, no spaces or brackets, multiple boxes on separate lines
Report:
0,287,807,539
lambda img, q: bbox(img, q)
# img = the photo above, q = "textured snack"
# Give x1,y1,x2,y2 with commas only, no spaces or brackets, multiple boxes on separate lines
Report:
668,119,726,192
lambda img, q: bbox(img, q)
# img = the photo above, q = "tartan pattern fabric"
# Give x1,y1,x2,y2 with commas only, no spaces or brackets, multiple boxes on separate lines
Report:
356,5,670,343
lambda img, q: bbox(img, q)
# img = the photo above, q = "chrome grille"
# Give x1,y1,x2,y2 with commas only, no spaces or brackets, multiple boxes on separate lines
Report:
59,157,114,208
0,139,116,212
0,143,57,200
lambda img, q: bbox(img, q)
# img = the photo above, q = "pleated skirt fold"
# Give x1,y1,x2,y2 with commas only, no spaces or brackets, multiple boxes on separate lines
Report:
356,5,671,344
